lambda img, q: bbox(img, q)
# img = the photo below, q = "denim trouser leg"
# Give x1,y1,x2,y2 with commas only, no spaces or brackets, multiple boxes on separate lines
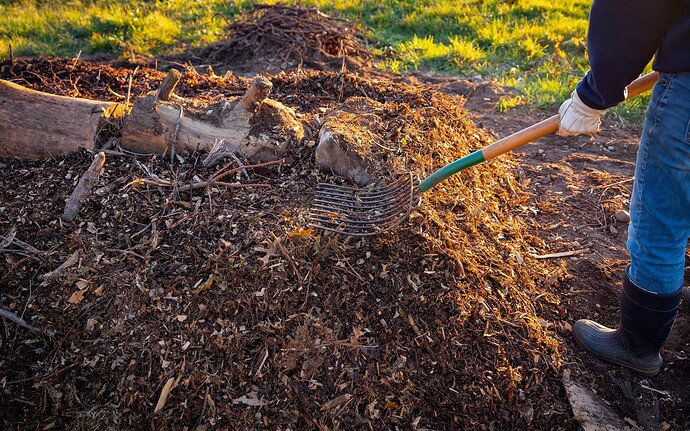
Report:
627,72,690,294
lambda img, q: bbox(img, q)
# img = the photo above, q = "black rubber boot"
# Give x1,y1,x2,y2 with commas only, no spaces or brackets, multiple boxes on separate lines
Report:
572,271,682,376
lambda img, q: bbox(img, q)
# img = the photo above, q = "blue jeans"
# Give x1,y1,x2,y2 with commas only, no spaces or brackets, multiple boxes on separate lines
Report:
627,71,690,294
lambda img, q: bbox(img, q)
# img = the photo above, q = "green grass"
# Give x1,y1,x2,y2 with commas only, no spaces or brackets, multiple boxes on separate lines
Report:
313,0,594,107
0,0,650,117
0,0,239,58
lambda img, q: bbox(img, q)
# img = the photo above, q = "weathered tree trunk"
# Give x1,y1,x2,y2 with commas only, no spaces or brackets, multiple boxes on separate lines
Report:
0,80,121,159
0,73,304,166
121,72,303,166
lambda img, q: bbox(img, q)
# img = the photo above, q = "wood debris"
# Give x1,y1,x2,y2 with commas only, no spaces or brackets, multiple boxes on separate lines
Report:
0,56,575,431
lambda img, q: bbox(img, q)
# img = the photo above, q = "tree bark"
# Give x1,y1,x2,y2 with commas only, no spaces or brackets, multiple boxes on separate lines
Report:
120,75,302,166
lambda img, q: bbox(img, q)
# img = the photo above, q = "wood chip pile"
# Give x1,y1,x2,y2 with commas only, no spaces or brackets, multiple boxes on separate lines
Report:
0,57,576,430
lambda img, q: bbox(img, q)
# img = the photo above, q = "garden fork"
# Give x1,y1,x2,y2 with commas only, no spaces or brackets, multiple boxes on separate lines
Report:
309,72,658,236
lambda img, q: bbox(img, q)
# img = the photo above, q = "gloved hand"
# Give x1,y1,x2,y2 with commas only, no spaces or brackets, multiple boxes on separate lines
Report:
557,91,606,136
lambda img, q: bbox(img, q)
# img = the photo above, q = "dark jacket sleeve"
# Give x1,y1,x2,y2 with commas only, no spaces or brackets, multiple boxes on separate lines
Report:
576,0,674,110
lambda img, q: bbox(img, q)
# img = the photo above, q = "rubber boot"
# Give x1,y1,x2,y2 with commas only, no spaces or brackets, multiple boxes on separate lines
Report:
572,271,682,376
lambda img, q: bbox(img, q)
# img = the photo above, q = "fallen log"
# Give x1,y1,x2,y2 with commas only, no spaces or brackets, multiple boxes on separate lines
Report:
0,79,122,159
0,71,304,165
122,73,303,166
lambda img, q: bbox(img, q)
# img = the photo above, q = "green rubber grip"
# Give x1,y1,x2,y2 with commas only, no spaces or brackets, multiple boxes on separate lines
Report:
418,150,485,192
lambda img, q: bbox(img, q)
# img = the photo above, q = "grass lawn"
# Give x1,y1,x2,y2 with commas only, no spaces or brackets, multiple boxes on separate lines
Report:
0,0,649,116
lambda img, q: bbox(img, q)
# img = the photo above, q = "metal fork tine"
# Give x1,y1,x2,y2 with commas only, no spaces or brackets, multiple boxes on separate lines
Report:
312,188,410,210
310,199,408,219
315,176,408,194
313,186,408,203
311,180,411,212
311,191,411,214
308,173,421,236
313,178,409,199
309,209,410,226
318,184,409,202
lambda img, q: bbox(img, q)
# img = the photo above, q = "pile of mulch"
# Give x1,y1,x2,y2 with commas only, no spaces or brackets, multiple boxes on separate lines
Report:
0,57,577,430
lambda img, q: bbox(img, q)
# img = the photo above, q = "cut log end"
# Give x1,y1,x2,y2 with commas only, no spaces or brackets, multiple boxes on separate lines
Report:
0,79,117,158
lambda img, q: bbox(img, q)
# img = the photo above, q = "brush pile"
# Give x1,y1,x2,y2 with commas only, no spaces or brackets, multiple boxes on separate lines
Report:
204,4,370,70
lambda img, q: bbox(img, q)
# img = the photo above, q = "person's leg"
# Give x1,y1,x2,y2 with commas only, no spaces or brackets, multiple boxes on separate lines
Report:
573,271,681,375
572,71,690,375
627,71,690,294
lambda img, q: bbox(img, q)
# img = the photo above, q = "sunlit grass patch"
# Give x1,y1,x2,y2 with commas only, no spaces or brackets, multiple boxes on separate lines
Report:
497,94,525,112
0,0,232,58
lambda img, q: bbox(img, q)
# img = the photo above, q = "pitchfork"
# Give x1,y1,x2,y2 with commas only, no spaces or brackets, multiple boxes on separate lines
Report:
309,72,658,236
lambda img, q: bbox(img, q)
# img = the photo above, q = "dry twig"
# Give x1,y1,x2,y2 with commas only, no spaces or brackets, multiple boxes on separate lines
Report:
531,248,590,259
0,307,40,332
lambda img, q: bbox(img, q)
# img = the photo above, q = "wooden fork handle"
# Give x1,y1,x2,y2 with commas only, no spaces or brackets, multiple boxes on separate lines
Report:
417,72,658,192
482,71,658,160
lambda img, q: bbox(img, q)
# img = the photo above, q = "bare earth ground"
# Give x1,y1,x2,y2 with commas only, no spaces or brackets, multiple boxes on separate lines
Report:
1,7,689,430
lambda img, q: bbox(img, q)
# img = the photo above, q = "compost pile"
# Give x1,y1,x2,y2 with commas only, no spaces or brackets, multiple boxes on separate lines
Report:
1,8,577,431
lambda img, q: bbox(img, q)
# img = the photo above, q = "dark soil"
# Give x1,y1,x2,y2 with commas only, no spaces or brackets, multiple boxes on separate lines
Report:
1,6,688,431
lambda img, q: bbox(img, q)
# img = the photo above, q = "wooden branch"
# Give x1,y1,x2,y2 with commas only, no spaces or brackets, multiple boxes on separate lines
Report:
530,248,590,259
0,228,43,256
320,394,353,412
127,177,269,192
211,159,285,182
230,77,272,116
0,308,40,332
61,152,106,222
40,250,80,283
175,181,269,192
155,69,182,102
126,160,283,192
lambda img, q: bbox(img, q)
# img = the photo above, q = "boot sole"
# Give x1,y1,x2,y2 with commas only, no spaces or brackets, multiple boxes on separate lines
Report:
572,328,660,377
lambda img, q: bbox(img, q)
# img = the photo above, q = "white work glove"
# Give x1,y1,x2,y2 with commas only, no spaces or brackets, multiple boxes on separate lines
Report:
557,91,606,136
